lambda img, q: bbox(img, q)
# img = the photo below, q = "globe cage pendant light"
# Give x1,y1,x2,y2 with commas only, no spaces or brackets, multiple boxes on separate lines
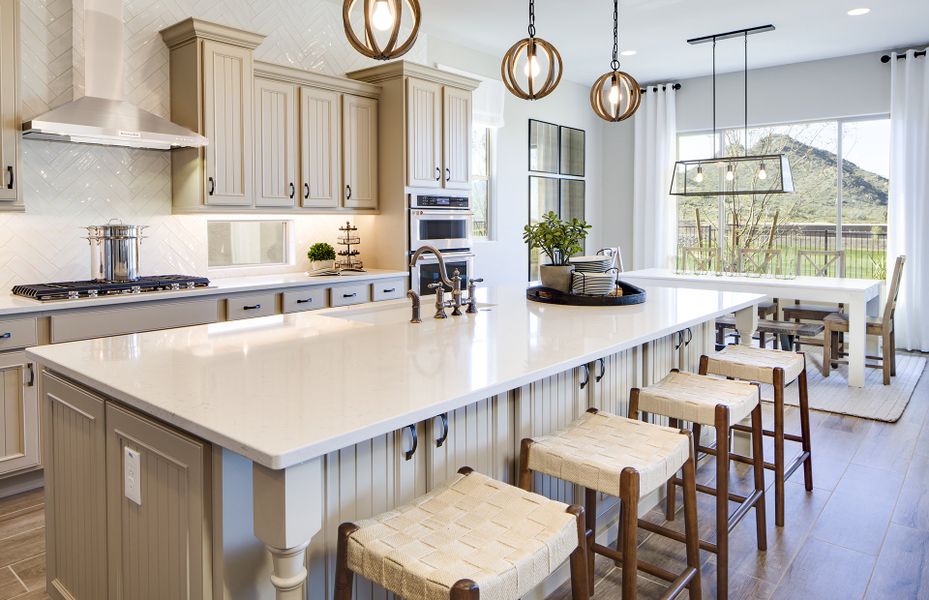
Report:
590,0,641,122
342,0,422,61
501,0,564,100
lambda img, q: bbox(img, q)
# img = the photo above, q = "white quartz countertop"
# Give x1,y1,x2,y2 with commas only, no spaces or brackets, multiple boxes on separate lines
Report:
27,283,764,469
0,269,408,316
624,268,882,294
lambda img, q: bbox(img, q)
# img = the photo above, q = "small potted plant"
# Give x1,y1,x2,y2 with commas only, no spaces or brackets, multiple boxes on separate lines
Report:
523,211,591,292
307,242,336,271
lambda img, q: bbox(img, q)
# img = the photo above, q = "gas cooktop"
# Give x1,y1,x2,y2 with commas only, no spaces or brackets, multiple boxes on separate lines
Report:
12,275,211,302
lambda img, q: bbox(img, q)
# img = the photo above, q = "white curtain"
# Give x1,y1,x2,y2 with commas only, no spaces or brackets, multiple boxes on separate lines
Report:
632,85,677,270
887,48,929,351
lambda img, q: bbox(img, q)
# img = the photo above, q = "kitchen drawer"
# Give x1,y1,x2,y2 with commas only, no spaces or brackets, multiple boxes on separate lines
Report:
331,283,370,307
372,278,405,302
51,299,220,343
282,287,328,313
0,317,38,351
226,292,278,321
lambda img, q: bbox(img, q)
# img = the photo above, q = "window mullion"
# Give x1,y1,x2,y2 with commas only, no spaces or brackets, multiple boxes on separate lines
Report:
836,119,844,271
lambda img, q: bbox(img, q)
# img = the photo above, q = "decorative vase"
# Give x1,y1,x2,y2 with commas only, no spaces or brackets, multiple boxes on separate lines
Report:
311,260,335,271
540,264,574,292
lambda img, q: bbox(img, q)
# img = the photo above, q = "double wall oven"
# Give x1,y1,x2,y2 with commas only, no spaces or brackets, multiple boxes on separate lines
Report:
409,191,473,296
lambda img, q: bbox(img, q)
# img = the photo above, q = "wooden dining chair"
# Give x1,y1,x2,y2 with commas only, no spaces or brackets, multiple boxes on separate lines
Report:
680,246,721,274
782,250,846,348
822,255,906,385
738,248,783,277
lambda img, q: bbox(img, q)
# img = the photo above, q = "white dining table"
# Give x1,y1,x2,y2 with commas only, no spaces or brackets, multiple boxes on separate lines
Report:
622,268,884,388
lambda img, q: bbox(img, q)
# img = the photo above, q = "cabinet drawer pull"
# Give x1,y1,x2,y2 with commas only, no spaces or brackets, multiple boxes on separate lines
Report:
0,332,10,340
25,364,34,387
208,176,215,195
6,166,12,190
304,182,310,199
289,182,295,199
243,304,262,310
579,364,590,389
595,357,605,382
435,413,449,448
382,288,396,293
342,293,357,299
296,298,313,304
403,424,418,461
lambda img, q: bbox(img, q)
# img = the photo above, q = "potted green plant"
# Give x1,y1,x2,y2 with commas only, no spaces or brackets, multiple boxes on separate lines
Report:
523,211,592,292
307,242,336,271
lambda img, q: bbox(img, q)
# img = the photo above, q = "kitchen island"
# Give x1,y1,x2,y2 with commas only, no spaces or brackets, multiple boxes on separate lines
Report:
27,283,763,600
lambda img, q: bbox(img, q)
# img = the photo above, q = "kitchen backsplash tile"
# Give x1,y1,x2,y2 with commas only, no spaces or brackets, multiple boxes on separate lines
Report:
1,0,425,290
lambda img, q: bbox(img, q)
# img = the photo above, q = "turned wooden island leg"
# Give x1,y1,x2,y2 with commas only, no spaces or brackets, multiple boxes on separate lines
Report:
735,303,759,347
253,458,324,600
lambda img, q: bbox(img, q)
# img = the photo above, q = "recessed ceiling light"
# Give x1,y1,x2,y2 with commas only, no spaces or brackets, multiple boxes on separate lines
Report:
847,7,870,16
620,49,637,56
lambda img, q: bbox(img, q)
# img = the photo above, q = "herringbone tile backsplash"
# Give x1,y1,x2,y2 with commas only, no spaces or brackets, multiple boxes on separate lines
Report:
4,0,427,290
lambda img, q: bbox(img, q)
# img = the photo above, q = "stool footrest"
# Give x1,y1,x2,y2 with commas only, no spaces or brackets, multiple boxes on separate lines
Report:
591,540,697,586
669,475,750,504
634,519,718,554
731,423,805,443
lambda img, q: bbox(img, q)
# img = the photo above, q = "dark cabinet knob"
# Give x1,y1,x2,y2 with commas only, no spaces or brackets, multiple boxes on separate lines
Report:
289,182,295,199
5,166,12,190
346,185,352,200
304,182,310,199
434,167,440,181
208,176,215,195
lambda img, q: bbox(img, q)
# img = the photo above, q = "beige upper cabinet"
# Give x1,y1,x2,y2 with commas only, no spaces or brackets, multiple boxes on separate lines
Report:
300,87,341,208
0,351,38,477
254,78,297,207
442,86,472,190
0,0,22,210
407,79,443,188
343,94,378,209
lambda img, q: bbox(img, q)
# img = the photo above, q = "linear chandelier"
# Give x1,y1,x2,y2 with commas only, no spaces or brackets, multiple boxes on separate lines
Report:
670,25,794,196
501,0,563,100
342,0,421,61
590,0,640,122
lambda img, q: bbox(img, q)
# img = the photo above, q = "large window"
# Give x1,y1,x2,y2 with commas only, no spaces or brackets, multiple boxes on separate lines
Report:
472,125,493,239
676,117,889,278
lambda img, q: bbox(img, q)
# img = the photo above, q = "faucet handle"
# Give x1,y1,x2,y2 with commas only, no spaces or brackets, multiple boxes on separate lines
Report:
468,278,484,285
428,282,444,290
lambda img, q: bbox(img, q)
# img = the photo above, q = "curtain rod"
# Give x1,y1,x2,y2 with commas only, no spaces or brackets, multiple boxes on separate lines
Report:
639,83,682,93
881,50,927,63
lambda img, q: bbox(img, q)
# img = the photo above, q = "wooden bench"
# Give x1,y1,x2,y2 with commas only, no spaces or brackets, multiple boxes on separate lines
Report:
715,316,825,352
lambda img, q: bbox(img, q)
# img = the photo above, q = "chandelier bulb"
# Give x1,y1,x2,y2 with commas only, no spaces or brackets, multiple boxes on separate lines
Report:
608,81,620,106
694,166,704,183
758,162,767,180
371,0,395,31
524,55,541,79
725,164,735,181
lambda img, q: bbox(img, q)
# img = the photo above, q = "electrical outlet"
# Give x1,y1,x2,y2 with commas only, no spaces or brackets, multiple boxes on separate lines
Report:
124,447,142,506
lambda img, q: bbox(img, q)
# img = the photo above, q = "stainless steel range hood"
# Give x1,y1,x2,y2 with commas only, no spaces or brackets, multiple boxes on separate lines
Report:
22,0,206,150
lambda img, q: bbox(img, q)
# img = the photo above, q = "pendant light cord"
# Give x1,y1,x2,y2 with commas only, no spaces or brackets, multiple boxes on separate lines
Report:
528,0,536,38
611,0,620,71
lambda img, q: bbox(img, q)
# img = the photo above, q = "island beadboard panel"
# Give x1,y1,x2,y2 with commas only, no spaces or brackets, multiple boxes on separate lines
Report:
0,0,428,291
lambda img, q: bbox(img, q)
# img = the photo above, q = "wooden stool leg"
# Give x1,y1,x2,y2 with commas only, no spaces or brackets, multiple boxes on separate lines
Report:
666,417,680,521
518,438,533,492
681,436,702,600
335,523,359,600
715,405,730,600
567,506,591,600
773,368,786,527
750,401,767,551
450,579,480,600
585,488,597,596
797,362,814,492
620,468,640,600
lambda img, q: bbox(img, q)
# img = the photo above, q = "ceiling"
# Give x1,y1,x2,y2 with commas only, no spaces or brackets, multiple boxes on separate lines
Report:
419,0,929,84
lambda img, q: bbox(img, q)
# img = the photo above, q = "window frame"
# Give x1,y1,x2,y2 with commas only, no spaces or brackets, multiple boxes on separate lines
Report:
675,113,890,275
471,124,495,240
207,218,295,276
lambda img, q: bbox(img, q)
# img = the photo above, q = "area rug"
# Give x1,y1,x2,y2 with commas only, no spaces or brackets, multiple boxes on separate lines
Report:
758,350,926,422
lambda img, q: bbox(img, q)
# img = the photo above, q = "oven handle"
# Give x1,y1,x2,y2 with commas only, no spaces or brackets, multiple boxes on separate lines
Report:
411,252,475,264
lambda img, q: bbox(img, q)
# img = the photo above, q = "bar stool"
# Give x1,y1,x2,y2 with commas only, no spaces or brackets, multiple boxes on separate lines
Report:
518,409,702,600
629,370,767,599
334,468,589,600
701,345,813,527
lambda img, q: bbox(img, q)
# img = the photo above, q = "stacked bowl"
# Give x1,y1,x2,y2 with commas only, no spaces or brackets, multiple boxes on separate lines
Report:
569,256,616,296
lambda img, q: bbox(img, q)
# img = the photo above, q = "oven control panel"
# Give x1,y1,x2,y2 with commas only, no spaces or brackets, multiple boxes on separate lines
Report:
410,195,470,209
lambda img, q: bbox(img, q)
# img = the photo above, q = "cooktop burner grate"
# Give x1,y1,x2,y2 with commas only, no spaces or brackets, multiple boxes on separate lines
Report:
12,275,211,301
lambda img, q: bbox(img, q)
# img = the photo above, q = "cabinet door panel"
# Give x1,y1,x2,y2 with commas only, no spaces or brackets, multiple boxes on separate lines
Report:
0,0,21,205
442,87,471,190
43,372,107,600
406,79,442,188
202,40,252,206
300,87,341,208
106,403,210,600
342,95,378,209
255,78,296,207
0,352,37,476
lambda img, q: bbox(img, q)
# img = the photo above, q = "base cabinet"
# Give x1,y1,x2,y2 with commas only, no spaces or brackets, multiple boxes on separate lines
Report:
43,371,211,600
0,351,38,477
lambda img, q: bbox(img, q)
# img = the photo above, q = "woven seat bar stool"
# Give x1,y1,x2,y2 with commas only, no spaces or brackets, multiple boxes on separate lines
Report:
630,370,767,599
518,409,702,600
701,345,813,527
334,468,589,600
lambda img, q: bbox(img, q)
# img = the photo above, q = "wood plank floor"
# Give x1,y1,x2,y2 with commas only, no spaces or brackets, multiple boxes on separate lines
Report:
0,359,926,600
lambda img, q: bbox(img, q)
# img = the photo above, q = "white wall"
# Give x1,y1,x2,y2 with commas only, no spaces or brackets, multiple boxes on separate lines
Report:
427,38,615,285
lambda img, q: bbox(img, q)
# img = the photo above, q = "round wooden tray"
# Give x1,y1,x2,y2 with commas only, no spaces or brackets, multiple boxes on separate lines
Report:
526,281,647,306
